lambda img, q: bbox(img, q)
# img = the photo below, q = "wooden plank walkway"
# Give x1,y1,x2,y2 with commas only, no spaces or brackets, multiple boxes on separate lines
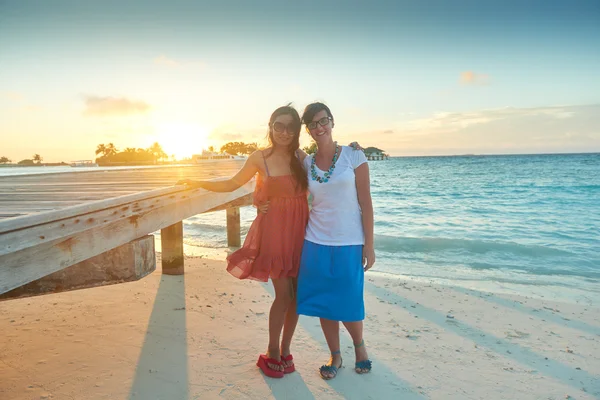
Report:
0,162,255,295
0,162,246,219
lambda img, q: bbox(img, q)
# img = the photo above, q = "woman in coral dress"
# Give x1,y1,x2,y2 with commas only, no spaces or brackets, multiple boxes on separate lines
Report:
226,158,308,282
177,105,308,378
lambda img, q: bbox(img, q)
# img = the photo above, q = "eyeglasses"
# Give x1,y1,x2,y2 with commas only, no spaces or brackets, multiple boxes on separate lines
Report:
306,116,332,131
272,122,300,135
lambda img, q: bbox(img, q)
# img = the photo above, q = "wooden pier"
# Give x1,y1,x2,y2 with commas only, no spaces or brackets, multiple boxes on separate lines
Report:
0,163,254,297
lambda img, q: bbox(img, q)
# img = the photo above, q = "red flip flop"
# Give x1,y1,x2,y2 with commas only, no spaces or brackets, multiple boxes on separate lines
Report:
281,354,295,374
256,354,284,378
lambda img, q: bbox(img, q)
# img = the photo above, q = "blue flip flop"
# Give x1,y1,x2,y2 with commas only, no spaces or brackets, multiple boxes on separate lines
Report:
354,339,372,374
319,350,343,380
355,359,372,373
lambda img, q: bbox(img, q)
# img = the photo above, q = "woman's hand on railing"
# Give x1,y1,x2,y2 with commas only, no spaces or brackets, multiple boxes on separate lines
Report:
176,179,196,187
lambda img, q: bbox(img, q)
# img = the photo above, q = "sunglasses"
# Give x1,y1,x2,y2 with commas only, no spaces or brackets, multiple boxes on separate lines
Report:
306,116,332,131
272,122,300,135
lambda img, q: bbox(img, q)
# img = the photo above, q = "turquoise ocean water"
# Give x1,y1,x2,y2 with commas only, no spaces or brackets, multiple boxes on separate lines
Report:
171,153,600,303
3,154,598,302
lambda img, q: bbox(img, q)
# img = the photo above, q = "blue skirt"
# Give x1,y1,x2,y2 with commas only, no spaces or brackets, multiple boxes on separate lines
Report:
297,240,365,322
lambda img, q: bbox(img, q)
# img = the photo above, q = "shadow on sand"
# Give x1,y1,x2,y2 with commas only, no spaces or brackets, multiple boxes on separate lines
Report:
365,281,600,397
129,275,189,399
449,285,600,336
260,282,425,400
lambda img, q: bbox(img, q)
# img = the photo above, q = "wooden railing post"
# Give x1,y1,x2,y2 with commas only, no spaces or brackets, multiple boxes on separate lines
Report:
161,221,184,275
226,207,241,247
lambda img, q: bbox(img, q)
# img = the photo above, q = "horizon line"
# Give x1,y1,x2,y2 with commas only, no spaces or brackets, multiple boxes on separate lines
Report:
1,151,599,165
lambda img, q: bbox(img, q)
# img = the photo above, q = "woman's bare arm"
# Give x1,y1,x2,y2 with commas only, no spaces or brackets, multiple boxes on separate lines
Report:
177,151,262,192
355,162,375,271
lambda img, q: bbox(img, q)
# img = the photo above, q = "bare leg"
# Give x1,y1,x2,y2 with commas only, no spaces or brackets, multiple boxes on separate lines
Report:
320,318,342,378
280,278,299,369
343,321,370,373
266,277,294,372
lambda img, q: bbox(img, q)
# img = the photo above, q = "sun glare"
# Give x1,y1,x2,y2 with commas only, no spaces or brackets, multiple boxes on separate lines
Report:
156,122,209,160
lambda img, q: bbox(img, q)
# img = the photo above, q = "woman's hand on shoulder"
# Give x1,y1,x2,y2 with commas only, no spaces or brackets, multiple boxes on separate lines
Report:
255,201,270,214
297,148,309,162
348,142,364,151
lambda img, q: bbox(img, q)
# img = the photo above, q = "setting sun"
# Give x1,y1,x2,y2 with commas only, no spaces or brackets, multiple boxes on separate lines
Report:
155,122,210,160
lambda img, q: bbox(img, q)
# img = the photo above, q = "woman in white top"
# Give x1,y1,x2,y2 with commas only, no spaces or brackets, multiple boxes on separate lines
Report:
296,102,375,379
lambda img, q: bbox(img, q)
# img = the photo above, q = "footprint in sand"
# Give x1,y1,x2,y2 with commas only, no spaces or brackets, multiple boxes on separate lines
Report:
505,330,530,339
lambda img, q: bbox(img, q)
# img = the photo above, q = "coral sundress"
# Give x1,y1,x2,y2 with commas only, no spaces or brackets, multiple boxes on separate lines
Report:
226,154,309,282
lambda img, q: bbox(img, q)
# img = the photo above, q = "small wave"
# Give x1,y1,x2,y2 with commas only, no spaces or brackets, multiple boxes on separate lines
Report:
375,269,597,289
183,238,227,249
467,262,600,279
374,234,574,258
183,221,249,236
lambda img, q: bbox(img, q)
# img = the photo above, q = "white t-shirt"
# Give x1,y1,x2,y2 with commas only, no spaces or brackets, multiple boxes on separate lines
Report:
303,146,368,246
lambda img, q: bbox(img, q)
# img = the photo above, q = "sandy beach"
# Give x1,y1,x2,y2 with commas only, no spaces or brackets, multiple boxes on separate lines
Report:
1,255,599,400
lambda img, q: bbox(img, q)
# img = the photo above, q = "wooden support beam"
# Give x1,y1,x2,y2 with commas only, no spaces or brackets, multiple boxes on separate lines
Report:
0,235,155,301
226,207,241,247
161,221,184,275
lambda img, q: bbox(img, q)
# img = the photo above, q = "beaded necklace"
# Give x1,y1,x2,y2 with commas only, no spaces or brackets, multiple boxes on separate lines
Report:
310,142,339,183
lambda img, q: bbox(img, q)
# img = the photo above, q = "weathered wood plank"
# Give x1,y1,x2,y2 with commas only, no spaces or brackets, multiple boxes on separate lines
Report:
204,192,254,213
0,186,221,255
0,163,246,219
0,201,92,209
226,208,241,247
161,222,184,275
0,186,180,234
0,235,156,300
0,183,253,294
0,187,255,256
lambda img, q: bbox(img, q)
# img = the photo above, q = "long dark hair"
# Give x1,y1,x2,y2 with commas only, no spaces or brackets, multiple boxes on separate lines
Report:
266,104,308,191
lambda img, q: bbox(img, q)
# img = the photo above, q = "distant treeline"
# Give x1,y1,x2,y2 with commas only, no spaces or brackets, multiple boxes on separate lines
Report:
0,154,45,165
219,142,258,155
95,143,169,165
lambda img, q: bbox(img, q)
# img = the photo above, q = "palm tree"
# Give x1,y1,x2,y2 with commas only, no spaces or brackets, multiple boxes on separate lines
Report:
105,143,118,157
32,154,43,164
0,156,11,164
303,141,317,155
148,142,167,162
95,144,107,156
245,142,258,154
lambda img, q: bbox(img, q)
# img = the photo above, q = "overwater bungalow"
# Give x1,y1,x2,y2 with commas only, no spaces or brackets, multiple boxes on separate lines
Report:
364,147,389,161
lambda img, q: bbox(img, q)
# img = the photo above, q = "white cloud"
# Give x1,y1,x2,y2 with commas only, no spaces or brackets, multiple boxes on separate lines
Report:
460,71,490,86
405,105,580,133
82,95,151,117
3,91,24,102
362,104,600,156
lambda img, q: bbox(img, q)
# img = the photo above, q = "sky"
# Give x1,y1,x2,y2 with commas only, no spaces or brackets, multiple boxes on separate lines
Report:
1,0,599,162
